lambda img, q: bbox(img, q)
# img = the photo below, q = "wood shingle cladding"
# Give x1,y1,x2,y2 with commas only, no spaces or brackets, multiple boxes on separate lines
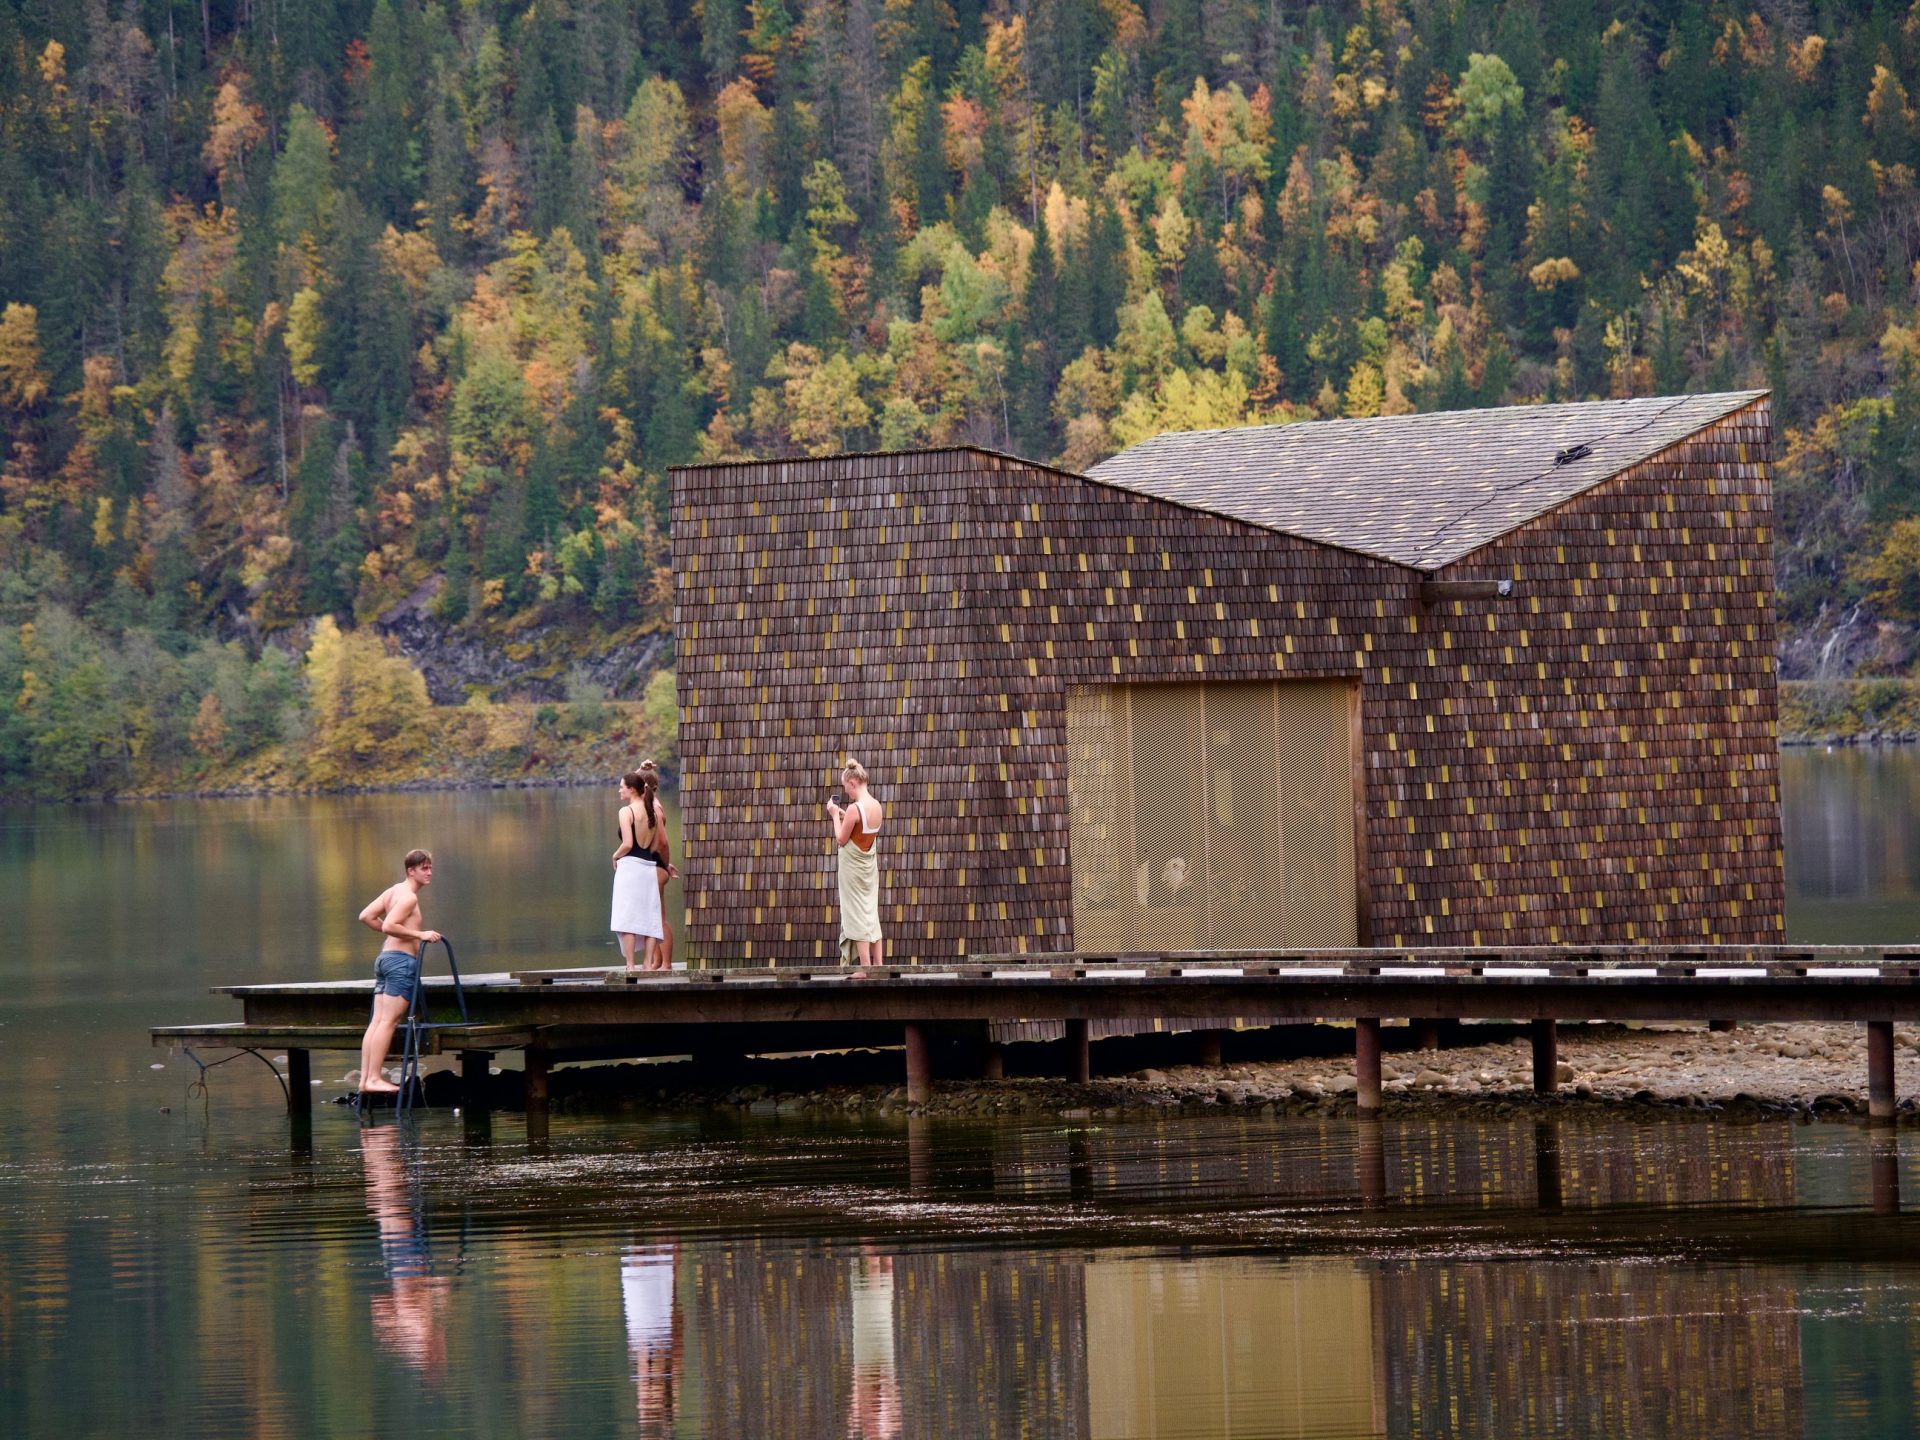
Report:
672,394,1782,964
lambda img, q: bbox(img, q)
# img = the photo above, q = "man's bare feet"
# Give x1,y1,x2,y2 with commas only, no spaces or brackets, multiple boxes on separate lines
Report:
359,1078,401,1095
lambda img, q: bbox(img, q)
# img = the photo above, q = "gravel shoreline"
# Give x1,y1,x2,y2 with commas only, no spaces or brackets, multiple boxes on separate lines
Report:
485,1020,1920,1124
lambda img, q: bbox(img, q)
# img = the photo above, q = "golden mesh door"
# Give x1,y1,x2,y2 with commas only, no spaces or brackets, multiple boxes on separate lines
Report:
1125,684,1207,950
1066,687,1128,949
1066,681,1357,951
1204,683,1283,946
1275,682,1357,946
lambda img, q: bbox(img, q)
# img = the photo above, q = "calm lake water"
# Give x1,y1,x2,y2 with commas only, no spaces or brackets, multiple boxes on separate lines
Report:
2,753,1919,1438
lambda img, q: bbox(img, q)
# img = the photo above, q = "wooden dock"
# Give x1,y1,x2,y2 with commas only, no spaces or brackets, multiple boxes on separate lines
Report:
152,945,1920,1131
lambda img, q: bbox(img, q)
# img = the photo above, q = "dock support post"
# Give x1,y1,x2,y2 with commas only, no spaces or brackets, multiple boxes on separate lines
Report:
1196,1029,1225,1067
1531,1019,1559,1096
1413,1020,1441,1051
1355,1018,1382,1113
1709,1019,1738,1033
461,1050,492,1113
980,1042,1005,1081
1356,1117,1387,1205
1066,1019,1091,1084
1868,1020,1896,1123
903,1023,931,1106
1533,1119,1563,1212
1872,1132,1901,1214
285,1049,311,1117
524,1045,550,1140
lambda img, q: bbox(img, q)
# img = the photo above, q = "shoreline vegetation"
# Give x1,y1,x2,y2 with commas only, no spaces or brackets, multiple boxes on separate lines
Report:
0,613,676,801
9,673,1920,803
1779,676,1920,746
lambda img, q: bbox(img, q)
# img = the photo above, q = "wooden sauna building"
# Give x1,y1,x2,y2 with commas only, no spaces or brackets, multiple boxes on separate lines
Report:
670,390,1783,964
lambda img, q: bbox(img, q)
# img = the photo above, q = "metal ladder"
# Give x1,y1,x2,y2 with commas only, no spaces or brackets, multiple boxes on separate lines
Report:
393,936,470,1115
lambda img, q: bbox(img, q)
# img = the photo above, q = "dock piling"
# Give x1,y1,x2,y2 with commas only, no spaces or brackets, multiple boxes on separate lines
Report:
1355,1018,1382,1112
285,1049,311,1117
524,1045,550,1139
1868,1020,1896,1123
1872,1132,1901,1213
1413,1020,1442,1051
1195,1029,1225,1067
1531,1019,1559,1096
461,1050,492,1113
903,1023,931,1105
979,1041,1005,1081
1066,1019,1090,1083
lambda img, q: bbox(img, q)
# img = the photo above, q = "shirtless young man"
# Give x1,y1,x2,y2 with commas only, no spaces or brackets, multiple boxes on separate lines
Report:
354,849,442,1097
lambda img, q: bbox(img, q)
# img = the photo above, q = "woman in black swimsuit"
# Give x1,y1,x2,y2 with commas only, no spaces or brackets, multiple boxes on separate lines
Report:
636,759,676,967
611,770,665,970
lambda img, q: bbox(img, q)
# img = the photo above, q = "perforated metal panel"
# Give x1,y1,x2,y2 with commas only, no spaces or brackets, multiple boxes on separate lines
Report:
1066,681,1357,950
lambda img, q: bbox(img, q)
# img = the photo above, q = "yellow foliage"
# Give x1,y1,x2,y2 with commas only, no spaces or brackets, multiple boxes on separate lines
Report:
303,616,431,782
203,79,264,191
714,78,773,202
1043,181,1088,258
1864,64,1917,132
0,303,50,409
286,287,324,387
1851,517,1920,622
1527,256,1580,291
1788,35,1826,84
36,39,66,90
378,226,441,307
1110,367,1271,447
190,692,228,759
1343,361,1384,418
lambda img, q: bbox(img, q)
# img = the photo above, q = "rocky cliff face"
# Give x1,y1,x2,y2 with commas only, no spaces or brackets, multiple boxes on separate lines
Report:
1778,607,1919,681
374,577,671,704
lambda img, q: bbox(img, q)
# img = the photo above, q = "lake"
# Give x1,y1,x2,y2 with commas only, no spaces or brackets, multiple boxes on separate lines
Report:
1,752,1917,1438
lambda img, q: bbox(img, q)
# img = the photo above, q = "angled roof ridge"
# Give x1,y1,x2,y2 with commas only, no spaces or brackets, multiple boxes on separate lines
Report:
1122,389,1767,444
671,439,1427,570
1087,391,1769,571
670,443,1044,474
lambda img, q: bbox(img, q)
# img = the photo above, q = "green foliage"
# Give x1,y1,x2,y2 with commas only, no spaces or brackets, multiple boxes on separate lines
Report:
563,667,609,735
641,669,678,766
0,0,1917,799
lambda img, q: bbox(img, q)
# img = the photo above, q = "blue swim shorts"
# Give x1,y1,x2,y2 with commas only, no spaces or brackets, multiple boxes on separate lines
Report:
372,948,422,1004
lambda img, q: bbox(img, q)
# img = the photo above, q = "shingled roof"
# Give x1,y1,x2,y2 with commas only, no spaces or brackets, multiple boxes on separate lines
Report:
1085,390,1768,571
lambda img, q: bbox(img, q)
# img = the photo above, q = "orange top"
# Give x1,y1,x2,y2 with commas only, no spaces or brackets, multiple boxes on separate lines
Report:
847,798,877,853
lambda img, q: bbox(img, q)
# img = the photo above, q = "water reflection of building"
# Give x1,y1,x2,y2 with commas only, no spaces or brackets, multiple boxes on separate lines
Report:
611,1119,1870,1437
1377,1263,1803,1438
1085,1256,1382,1439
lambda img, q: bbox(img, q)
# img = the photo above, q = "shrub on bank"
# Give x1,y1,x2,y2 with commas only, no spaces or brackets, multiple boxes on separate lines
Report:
1781,678,1920,742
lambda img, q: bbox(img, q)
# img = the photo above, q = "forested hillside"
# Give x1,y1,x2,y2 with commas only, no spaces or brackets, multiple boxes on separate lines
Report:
1,0,1918,795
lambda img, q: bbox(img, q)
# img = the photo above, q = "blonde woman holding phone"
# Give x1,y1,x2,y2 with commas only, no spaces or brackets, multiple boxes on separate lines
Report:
827,760,884,973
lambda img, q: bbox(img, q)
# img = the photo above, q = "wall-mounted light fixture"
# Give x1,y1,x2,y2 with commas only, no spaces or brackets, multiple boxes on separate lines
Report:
1418,579,1516,604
